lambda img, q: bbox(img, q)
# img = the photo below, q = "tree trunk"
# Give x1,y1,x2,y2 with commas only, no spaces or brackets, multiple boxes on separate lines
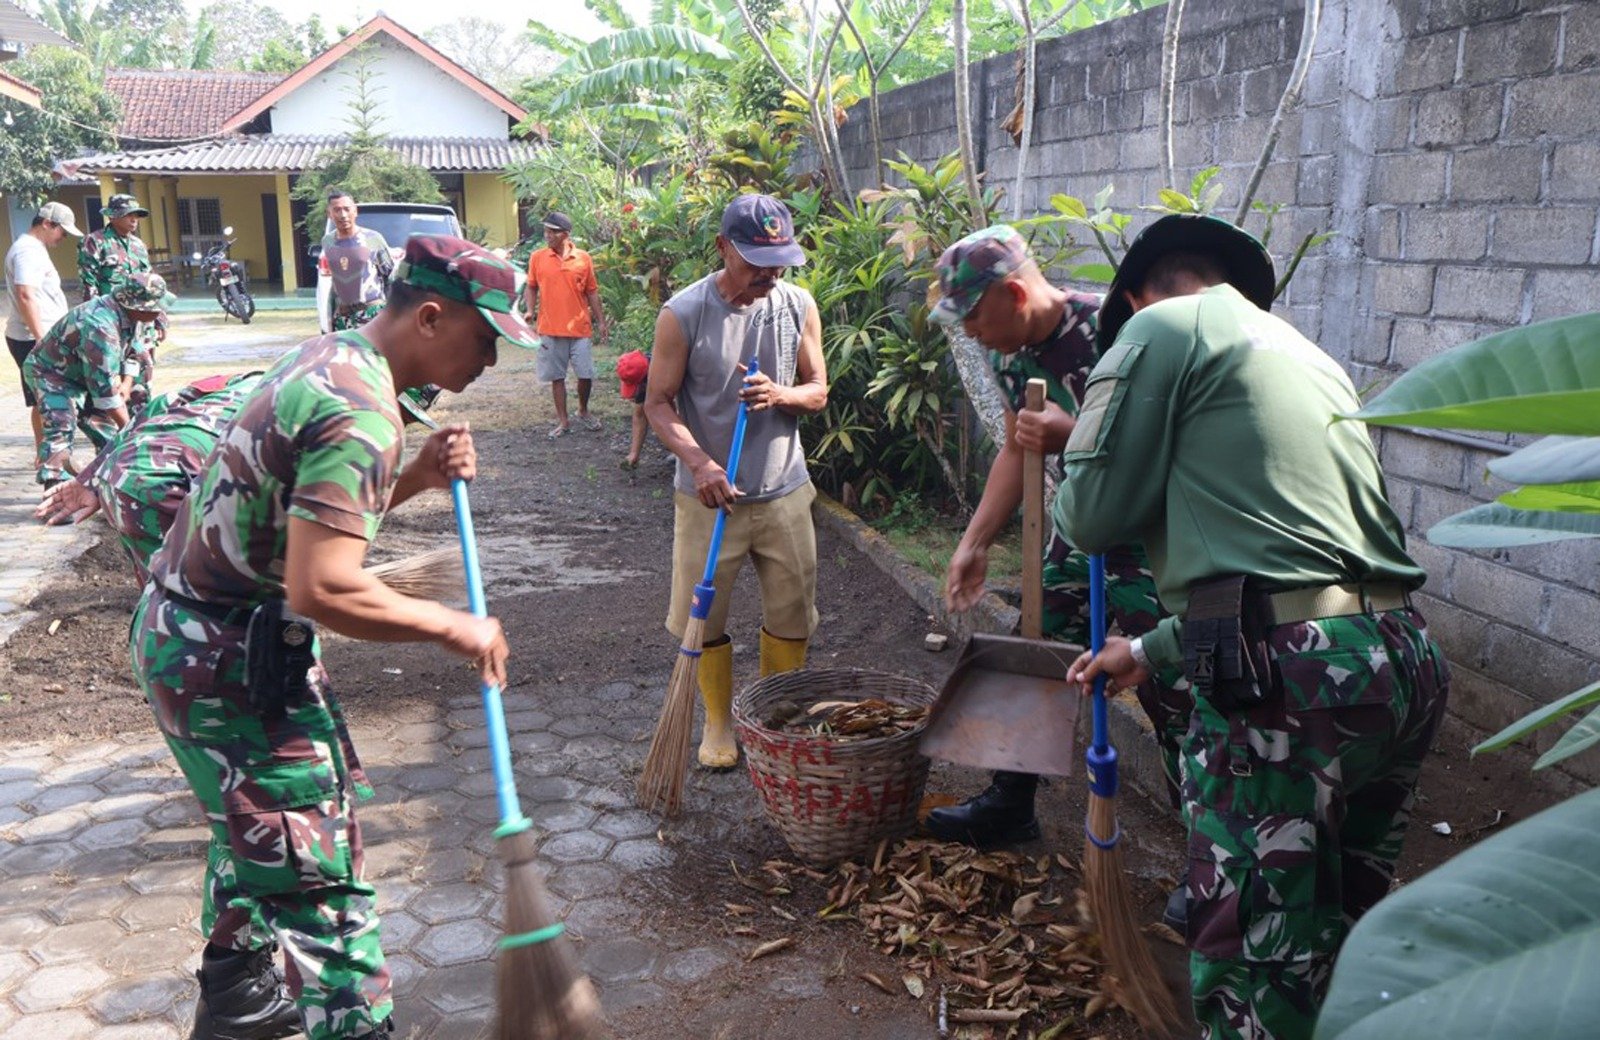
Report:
950,0,985,227
945,327,1007,451
1235,0,1322,224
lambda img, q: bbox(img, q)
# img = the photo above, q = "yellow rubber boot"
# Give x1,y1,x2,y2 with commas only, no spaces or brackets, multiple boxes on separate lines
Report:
759,628,809,677
697,636,737,769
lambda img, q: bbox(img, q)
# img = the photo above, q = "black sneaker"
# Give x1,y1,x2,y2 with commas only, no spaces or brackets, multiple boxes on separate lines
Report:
1162,876,1189,933
190,945,301,1040
924,771,1042,849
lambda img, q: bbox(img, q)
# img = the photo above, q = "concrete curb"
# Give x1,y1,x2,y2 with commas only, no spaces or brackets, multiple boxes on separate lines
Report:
810,492,1178,811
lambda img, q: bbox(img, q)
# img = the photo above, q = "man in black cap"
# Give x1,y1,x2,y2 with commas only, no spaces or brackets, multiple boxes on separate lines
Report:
643,193,828,768
1059,213,1449,1040
525,210,608,437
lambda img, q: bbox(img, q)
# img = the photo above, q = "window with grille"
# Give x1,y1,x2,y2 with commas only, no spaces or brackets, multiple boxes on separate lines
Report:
177,197,224,258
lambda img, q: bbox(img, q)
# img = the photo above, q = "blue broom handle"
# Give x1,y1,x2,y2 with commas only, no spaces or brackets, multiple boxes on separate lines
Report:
1088,553,1110,755
452,478,525,830
693,357,759,600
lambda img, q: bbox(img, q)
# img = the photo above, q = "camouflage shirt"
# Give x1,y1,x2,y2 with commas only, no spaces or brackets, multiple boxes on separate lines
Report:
152,331,404,607
22,296,142,409
78,226,152,302
991,291,1101,465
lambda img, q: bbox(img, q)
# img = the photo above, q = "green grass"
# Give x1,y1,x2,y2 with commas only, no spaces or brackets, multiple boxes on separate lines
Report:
870,508,1024,591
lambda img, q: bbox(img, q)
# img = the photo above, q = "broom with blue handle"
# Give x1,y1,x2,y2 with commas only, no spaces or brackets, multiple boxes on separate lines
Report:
636,357,759,816
453,478,602,1040
1083,553,1183,1036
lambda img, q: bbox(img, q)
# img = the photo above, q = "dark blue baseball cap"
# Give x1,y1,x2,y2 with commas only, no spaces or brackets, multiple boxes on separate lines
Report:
720,194,806,267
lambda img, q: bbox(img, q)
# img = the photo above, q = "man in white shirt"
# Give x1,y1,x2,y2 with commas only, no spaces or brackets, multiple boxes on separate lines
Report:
6,202,82,451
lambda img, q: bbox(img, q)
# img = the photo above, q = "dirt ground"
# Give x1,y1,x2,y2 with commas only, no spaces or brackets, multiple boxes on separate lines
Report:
0,319,1570,1038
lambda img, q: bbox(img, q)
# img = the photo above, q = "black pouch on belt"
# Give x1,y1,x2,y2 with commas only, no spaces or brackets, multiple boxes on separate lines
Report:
244,598,317,720
1182,575,1278,713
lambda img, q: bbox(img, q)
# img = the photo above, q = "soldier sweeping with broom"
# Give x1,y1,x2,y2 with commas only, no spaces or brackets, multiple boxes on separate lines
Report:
639,193,828,792
1061,214,1450,1040
128,235,538,1040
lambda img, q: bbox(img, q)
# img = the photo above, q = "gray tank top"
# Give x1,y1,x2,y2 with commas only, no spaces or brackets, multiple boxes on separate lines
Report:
663,273,813,503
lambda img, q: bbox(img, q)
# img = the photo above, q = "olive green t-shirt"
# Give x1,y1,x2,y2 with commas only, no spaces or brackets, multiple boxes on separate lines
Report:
1054,284,1424,670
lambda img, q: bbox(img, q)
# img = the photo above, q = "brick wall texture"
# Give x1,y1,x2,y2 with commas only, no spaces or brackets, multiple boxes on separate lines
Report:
827,0,1600,782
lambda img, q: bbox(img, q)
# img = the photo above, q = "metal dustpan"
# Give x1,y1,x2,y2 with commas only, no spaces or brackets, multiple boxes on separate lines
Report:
920,632,1082,776
921,379,1081,777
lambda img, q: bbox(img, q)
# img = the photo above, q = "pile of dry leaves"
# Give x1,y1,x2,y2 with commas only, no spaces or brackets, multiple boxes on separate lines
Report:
764,697,929,742
727,838,1179,1037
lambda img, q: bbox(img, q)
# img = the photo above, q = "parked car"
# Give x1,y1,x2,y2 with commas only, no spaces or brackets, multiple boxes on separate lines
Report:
312,202,462,333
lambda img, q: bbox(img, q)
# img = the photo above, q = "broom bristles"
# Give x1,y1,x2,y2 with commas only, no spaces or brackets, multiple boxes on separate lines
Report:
635,615,706,816
1084,792,1186,1038
496,828,605,1040
365,548,466,601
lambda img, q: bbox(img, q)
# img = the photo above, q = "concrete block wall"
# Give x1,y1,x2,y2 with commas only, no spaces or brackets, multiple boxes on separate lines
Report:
827,0,1600,783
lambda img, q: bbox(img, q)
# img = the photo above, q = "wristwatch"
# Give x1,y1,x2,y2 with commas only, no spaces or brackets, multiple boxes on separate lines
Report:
1128,636,1152,673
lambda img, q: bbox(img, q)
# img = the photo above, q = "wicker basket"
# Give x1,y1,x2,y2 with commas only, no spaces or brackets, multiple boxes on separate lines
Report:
733,668,938,866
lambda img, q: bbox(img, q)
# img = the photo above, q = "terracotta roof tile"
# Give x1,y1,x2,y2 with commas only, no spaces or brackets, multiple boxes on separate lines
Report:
105,69,283,142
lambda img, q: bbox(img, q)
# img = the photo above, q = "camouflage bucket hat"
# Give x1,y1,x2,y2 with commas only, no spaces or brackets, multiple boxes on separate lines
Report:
112,271,175,312
394,235,540,350
930,225,1031,324
102,193,150,219
399,384,442,428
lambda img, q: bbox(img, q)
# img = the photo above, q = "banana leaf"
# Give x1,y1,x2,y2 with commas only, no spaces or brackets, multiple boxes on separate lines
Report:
1489,436,1600,485
1533,704,1600,769
1496,481,1600,514
1474,678,1600,757
1425,503,1600,548
1315,787,1600,1039
1347,313,1600,435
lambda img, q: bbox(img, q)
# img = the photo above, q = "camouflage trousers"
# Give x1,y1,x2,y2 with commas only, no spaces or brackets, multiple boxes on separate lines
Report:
1181,607,1449,1040
130,589,391,1039
332,302,383,331
34,385,118,484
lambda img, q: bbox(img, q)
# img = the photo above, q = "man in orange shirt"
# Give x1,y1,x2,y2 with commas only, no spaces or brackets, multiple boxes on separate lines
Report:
525,211,609,438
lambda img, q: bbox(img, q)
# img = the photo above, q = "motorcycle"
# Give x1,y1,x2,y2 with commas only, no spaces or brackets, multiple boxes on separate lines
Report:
194,226,254,324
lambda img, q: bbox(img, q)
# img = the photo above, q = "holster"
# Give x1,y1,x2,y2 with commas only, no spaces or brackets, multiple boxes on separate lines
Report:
244,599,317,720
1181,575,1278,713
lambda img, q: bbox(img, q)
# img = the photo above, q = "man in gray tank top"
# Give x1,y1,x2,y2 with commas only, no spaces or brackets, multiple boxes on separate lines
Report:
643,194,829,769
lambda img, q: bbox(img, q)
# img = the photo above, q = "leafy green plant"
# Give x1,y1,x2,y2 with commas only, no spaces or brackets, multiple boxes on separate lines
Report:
1318,312,1600,1039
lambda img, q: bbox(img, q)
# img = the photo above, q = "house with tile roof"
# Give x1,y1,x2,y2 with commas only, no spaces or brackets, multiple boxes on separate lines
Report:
56,14,542,296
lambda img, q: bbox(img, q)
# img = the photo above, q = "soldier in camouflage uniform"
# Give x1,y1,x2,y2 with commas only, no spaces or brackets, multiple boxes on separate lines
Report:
129,235,534,1040
38,375,442,585
78,193,161,408
923,226,1189,861
1060,215,1449,1040
320,191,394,331
22,272,174,488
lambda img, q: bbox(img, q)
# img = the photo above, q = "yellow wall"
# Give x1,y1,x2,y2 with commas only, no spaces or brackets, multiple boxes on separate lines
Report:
43,186,100,290
463,174,519,250
163,175,277,286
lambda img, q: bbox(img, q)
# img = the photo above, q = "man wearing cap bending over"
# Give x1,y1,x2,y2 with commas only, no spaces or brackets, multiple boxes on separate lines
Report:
1060,214,1449,1040
130,235,530,1040
922,227,1185,877
526,210,608,438
644,193,828,768
23,271,173,489
6,201,82,454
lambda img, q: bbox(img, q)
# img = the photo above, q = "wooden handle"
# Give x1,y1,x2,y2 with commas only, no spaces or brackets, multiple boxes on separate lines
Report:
1022,378,1045,639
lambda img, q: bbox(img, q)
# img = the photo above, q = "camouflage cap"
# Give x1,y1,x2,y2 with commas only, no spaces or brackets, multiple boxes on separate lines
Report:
930,225,1031,324
111,271,175,313
399,384,442,428
101,194,150,219
393,234,540,350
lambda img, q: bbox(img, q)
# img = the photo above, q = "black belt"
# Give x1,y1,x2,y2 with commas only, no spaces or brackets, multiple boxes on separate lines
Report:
155,587,257,627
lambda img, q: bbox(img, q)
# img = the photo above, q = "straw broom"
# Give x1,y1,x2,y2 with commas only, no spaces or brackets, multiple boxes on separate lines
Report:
636,357,760,815
451,479,603,1040
1084,553,1185,1037
364,547,464,601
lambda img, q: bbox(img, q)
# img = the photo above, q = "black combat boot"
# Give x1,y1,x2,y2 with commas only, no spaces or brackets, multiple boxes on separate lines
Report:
1163,880,1188,932
924,770,1042,848
190,944,302,1040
